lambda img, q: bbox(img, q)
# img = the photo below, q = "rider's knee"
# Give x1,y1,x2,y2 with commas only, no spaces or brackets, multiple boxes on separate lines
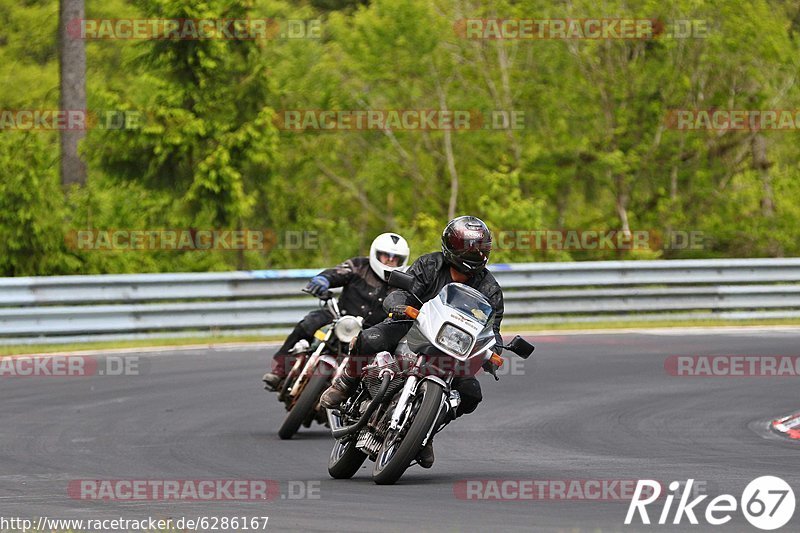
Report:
299,311,328,337
356,328,386,354
455,378,482,416
347,329,384,375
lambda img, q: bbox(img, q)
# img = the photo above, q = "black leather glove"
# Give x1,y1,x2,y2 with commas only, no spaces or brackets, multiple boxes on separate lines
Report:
482,358,501,381
482,359,500,373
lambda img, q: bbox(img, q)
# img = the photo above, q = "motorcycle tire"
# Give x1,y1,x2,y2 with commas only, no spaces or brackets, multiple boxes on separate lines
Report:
278,373,330,440
372,380,444,485
328,435,368,479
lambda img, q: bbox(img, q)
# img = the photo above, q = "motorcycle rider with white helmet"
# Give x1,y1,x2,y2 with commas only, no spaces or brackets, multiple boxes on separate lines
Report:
262,233,410,391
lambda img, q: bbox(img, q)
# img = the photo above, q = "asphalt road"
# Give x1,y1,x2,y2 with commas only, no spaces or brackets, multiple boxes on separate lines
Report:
2,329,800,532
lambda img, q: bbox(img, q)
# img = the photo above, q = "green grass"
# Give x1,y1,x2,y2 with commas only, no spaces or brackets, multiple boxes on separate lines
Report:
2,318,800,357
0,334,285,357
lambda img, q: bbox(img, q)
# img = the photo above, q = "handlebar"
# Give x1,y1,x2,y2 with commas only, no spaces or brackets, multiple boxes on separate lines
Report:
302,288,340,317
485,352,503,381
302,288,334,301
319,290,335,301
388,305,419,320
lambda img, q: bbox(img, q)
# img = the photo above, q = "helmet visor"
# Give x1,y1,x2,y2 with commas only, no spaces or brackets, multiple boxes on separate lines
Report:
376,251,407,267
458,248,488,264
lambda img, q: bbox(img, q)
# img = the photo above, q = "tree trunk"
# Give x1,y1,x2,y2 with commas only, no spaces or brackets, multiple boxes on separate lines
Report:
442,117,459,220
59,0,87,187
614,172,631,259
751,133,774,217
751,133,782,256
433,69,459,220
496,45,522,169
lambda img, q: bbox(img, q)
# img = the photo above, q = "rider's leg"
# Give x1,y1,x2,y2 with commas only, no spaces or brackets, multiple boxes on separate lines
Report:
451,376,483,417
319,319,412,408
263,309,332,389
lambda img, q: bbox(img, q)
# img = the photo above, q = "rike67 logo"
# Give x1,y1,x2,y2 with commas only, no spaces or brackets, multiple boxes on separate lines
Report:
625,477,795,530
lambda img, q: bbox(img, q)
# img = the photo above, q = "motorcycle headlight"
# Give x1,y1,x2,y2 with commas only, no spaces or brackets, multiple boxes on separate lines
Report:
436,324,473,356
334,315,362,343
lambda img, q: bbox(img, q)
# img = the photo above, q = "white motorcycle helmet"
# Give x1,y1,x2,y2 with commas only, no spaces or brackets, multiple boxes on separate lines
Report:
369,233,410,280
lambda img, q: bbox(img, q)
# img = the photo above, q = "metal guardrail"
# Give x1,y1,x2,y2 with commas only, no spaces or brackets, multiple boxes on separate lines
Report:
2,258,800,344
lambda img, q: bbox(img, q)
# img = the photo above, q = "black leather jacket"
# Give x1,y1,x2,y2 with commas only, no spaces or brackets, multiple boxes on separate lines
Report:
383,252,505,353
318,257,391,327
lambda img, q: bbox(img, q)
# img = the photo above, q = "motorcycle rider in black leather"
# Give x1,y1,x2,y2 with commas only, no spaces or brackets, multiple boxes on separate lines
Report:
320,216,504,468
262,233,410,391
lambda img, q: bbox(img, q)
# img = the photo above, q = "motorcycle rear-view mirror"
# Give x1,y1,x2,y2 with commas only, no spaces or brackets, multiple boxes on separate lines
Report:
503,335,535,359
388,270,414,291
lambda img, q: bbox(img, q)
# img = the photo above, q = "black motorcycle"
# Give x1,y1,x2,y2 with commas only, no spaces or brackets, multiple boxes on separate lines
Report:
326,271,534,484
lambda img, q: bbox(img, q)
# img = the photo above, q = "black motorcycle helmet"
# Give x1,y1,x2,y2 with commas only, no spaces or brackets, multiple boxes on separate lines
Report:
441,216,492,274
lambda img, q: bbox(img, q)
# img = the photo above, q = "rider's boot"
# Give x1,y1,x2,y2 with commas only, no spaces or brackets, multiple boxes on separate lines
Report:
320,373,360,409
417,440,434,468
262,357,288,391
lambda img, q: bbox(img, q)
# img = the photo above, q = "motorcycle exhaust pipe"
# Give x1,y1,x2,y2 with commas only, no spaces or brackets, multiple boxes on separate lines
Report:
326,405,344,431
330,375,392,439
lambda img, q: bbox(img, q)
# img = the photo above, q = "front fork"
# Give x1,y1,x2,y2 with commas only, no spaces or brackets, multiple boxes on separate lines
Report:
278,354,306,402
289,342,326,397
388,356,458,448
283,339,335,405
388,375,418,431
421,379,457,447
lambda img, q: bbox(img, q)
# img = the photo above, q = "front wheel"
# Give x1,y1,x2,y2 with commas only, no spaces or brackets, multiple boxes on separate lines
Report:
372,380,444,485
328,437,367,479
278,373,330,440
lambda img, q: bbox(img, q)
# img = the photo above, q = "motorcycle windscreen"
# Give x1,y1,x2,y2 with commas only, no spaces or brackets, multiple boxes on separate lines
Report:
437,284,494,325
472,320,496,354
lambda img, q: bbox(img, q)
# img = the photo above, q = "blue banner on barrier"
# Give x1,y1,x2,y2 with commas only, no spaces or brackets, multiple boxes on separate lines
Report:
249,269,320,279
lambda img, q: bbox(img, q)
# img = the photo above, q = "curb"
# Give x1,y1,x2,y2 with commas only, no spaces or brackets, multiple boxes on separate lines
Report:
771,412,800,441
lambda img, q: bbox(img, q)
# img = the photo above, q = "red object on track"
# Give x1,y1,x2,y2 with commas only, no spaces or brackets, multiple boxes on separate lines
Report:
771,413,800,440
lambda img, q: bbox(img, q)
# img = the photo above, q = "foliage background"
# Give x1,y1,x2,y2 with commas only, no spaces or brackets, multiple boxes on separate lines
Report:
1,0,799,275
